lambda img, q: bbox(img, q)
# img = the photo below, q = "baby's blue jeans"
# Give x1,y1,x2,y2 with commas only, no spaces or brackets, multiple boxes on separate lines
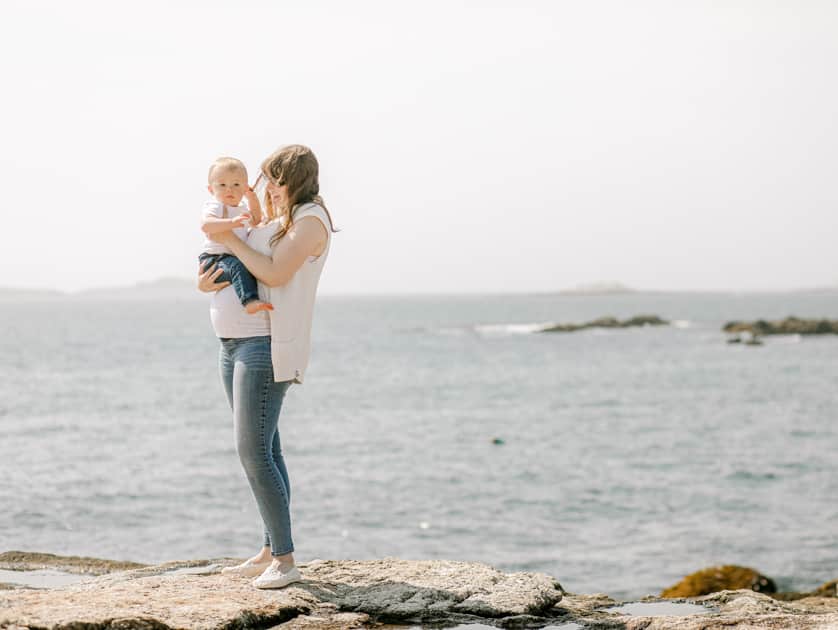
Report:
200,253,260,307
218,336,294,556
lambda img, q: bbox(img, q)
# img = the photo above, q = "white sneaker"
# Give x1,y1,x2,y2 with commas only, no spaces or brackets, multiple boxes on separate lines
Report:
252,564,302,589
220,559,272,577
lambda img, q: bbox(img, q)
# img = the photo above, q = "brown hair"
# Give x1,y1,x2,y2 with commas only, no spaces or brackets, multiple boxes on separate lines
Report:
261,145,337,245
207,156,247,183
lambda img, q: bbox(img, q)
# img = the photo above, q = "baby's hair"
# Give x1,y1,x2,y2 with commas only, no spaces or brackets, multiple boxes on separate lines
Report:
208,157,248,183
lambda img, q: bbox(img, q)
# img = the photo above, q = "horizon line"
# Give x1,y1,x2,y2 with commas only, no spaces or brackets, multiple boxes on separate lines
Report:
2,278,838,298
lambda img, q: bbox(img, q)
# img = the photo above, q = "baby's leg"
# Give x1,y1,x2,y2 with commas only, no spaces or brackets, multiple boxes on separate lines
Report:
218,256,273,314
199,254,231,283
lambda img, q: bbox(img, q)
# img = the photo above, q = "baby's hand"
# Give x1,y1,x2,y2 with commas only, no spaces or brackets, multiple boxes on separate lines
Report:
231,213,251,228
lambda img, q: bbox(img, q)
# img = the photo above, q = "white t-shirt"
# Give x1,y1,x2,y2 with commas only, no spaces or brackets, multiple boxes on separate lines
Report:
208,222,275,338
208,205,331,384
200,199,250,256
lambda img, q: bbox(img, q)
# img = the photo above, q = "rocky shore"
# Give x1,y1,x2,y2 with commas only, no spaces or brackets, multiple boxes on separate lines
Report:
2,553,837,629
723,317,838,336
540,315,668,333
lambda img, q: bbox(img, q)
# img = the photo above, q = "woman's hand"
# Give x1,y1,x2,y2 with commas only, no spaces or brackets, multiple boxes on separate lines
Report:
197,263,231,293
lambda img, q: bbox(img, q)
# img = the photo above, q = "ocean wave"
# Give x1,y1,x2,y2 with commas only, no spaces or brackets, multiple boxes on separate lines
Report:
405,316,702,337
770,334,802,344
473,322,555,336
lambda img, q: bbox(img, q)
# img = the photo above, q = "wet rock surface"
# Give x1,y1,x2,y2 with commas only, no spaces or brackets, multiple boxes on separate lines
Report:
0,550,147,575
1,554,837,629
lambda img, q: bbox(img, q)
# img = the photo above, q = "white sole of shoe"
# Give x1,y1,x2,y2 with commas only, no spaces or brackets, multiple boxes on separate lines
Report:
252,567,302,589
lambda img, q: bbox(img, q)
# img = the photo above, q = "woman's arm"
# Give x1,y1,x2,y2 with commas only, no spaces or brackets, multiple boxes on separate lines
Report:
211,217,327,288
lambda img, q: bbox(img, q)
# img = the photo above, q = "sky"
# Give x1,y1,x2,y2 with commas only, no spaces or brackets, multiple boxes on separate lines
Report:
2,0,836,294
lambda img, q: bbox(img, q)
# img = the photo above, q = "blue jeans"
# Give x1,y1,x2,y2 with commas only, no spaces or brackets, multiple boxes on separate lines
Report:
218,336,294,556
200,253,260,307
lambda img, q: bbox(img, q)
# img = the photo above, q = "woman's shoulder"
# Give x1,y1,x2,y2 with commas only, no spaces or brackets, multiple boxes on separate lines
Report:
294,201,324,217
294,202,334,232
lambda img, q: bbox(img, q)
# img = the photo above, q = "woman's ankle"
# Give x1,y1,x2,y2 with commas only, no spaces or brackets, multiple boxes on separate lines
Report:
272,552,295,572
251,546,272,563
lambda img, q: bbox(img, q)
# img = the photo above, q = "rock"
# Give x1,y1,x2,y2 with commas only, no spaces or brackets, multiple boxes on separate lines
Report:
661,565,776,598
541,314,669,333
588,316,621,328
0,550,146,575
723,317,838,336
2,554,837,629
687,590,838,630
623,314,669,327
814,579,838,598
559,590,838,629
0,556,562,628
301,558,563,620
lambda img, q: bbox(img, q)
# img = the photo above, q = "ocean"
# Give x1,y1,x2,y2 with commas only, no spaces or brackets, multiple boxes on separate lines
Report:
1,290,836,600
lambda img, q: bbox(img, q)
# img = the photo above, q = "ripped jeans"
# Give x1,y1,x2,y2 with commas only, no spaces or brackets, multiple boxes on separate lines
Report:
218,335,294,556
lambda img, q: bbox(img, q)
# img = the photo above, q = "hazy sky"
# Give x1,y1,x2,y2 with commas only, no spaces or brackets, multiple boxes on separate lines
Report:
2,1,836,293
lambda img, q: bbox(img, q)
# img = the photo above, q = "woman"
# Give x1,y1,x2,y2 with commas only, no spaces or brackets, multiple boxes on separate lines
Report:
198,144,336,589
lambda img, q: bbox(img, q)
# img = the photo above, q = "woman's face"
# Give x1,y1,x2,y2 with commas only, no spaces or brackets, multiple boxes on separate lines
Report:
266,180,289,210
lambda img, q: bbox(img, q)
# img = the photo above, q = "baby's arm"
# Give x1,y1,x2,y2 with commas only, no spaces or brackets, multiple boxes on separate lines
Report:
202,214,250,234
244,188,263,225
201,200,249,234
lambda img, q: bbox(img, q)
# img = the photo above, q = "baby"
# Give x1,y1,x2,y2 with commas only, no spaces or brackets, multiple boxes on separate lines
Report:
199,157,273,314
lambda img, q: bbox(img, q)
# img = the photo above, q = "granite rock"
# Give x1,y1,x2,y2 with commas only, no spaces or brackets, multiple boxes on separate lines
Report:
555,590,838,629
2,554,838,629
0,556,562,628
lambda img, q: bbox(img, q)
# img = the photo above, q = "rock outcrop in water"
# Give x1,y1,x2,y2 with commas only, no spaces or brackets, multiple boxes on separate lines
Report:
541,314,668,333
0,551,146,576
2,553,838,629
723,317,838,336
661,565,776,598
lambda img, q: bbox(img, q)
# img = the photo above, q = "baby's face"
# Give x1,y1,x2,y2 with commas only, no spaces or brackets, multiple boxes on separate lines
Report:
208,168,248,207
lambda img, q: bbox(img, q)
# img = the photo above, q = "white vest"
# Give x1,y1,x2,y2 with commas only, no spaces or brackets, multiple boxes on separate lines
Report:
268,203,332,383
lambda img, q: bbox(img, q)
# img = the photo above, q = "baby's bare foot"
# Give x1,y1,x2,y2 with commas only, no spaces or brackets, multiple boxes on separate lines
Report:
245,300,274,314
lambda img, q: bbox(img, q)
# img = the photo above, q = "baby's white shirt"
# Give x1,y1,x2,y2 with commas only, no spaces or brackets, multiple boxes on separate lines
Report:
200,199,250,256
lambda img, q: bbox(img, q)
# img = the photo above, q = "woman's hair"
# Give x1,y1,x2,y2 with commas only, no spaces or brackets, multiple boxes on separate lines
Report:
261,145,337,245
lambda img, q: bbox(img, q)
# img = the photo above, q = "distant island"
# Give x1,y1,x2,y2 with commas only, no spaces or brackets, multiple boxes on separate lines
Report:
557,282,634,296
79,277,198,299
3,279,838,301
0,287,65,300
0,277,199,301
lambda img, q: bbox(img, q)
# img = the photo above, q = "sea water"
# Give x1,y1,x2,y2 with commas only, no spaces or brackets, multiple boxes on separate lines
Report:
1,290,836,599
